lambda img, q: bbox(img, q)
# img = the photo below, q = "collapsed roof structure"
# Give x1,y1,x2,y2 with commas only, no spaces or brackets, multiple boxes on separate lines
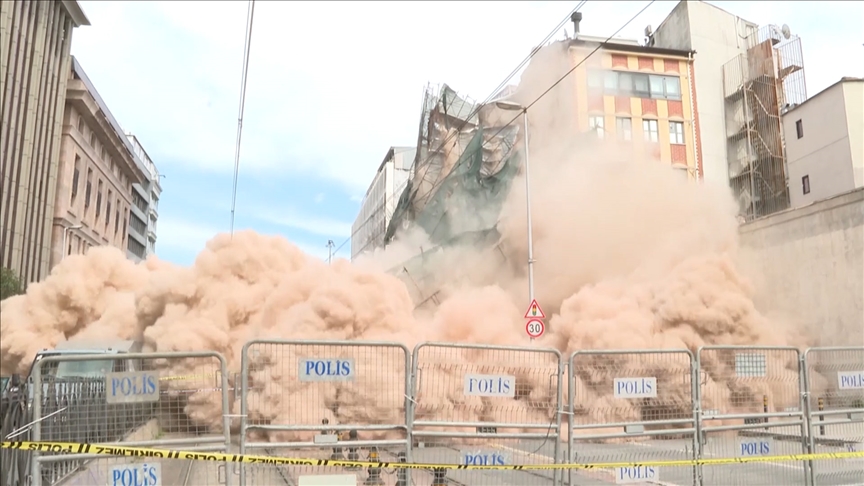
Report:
383,84,522,305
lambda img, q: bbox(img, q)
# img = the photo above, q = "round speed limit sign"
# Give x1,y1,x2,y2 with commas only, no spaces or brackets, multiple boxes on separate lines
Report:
526,319,545,338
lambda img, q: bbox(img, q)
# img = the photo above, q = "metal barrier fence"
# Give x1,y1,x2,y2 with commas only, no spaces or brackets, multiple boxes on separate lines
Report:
568,349,697,486
410,342,564,486
3,342,863,486
803,347,864,486
29,351,230,486
696,346,809,486
239,339,412,486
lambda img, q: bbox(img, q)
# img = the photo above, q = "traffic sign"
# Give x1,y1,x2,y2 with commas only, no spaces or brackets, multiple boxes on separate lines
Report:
525,319,545,338
524,299,546,319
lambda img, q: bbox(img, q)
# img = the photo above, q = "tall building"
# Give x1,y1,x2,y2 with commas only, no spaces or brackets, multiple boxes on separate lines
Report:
782,77,863,208
125,132,161,259
0,0,89,285
50,57,148,267
351,146,416,260
650,1,807,219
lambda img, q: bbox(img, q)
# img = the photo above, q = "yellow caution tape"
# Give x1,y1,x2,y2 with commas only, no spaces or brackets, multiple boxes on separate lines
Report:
2,441,862,470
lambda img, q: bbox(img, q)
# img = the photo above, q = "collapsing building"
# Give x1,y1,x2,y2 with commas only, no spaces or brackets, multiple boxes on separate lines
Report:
381,84,521,305
723,25,806,220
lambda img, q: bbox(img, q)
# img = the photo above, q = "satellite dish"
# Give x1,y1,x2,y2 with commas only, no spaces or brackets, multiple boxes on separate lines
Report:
781,24,791,39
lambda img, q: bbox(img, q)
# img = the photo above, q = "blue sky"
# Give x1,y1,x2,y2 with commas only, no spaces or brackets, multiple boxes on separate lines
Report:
70,1,863,265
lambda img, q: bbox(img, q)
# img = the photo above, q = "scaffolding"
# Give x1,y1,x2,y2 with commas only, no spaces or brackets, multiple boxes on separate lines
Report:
723,24,807,221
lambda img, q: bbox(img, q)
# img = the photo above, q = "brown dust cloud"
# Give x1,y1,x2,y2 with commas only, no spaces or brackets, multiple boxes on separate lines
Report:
0,43,816,442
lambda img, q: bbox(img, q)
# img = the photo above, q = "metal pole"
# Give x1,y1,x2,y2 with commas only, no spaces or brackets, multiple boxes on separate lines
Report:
523,109,535,305
327,240,334,265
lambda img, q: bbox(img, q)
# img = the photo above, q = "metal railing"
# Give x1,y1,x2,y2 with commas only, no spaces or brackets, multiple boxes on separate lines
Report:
3,343,861,486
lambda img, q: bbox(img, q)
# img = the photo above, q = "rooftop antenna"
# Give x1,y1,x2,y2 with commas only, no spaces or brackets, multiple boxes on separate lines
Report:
327,240,335,265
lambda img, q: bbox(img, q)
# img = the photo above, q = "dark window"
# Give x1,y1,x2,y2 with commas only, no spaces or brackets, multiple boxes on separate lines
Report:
115,208,120,234
95,180,103,219
796,119,804,139
665,76,682,100
106,191,112,230
802,175,810,194
84,169,93,208
633,74,650,98
617,72,634,95
71,156,81,201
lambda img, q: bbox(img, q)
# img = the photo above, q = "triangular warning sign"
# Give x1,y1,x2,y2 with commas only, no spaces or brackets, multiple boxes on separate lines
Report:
523,299,546,319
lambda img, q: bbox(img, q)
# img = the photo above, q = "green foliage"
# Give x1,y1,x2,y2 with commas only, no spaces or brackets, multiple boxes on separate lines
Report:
0,267,23,301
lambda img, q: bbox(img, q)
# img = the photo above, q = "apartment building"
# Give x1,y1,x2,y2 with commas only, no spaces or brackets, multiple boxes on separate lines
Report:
125,132,161,259
50,57,147,268
783,77,864,208
0,0,89,284
351,146,416,260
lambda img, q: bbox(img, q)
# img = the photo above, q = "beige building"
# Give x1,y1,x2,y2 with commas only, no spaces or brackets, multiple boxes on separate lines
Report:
50,57,147,267
0,0,89,285
782,77,864,208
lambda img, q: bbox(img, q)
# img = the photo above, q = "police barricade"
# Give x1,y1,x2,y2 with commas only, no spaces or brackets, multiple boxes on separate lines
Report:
29,351,231,486
696,346,808,486
239,339,412,486
803,346,864,486
410,342,564,486
568,349,697,486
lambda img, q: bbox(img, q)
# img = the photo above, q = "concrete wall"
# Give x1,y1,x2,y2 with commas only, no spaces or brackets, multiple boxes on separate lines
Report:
738,187,864,346
783,79,862,209
844,81,864,188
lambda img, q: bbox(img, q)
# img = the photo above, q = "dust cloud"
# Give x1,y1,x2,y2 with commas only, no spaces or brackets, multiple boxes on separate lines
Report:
0,40,814,442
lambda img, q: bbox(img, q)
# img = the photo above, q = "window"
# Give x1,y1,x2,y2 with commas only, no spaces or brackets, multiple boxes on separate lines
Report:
89,132,96,147
802,175,810,194
796,119,804,139
669,121,685,144
587,70,603,90
589,116,605,139
71,156,81,201
605,71,620,92
665,77,682,100
114,206,120,235
616,117,632,141
633,74,650,98
643,119,659,142
76,115,83,133
84,169,93,208
617,72,634,95
95,180,103,220
106,191,113,230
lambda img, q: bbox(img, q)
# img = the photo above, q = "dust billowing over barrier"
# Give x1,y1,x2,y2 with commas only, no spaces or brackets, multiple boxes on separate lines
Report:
0,41,830,443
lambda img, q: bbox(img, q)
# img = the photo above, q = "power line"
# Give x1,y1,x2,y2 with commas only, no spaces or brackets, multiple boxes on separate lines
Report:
345,0,657,261
331,1,588,259
230,0,256,236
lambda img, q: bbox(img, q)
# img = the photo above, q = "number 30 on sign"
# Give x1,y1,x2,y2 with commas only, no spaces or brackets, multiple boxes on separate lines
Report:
526,319,545,338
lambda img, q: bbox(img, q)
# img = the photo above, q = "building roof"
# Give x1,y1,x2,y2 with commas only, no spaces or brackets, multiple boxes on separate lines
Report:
60,0,91,27
784,77,864,115
569,37,694,58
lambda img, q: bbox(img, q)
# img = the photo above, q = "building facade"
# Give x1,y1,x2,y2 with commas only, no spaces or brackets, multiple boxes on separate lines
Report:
571,36,701,180
351,146,415,260
0,0,89,285
50,57,147,268
782,78,864,208
125,133,161,259
651,1,807,220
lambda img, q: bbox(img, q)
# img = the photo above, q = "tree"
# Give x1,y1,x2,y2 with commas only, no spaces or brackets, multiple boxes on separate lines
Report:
0,267,23,301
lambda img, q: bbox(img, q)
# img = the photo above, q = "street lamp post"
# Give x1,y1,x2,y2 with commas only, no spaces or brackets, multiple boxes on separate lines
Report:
495,100,535,304
61,224,83,261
